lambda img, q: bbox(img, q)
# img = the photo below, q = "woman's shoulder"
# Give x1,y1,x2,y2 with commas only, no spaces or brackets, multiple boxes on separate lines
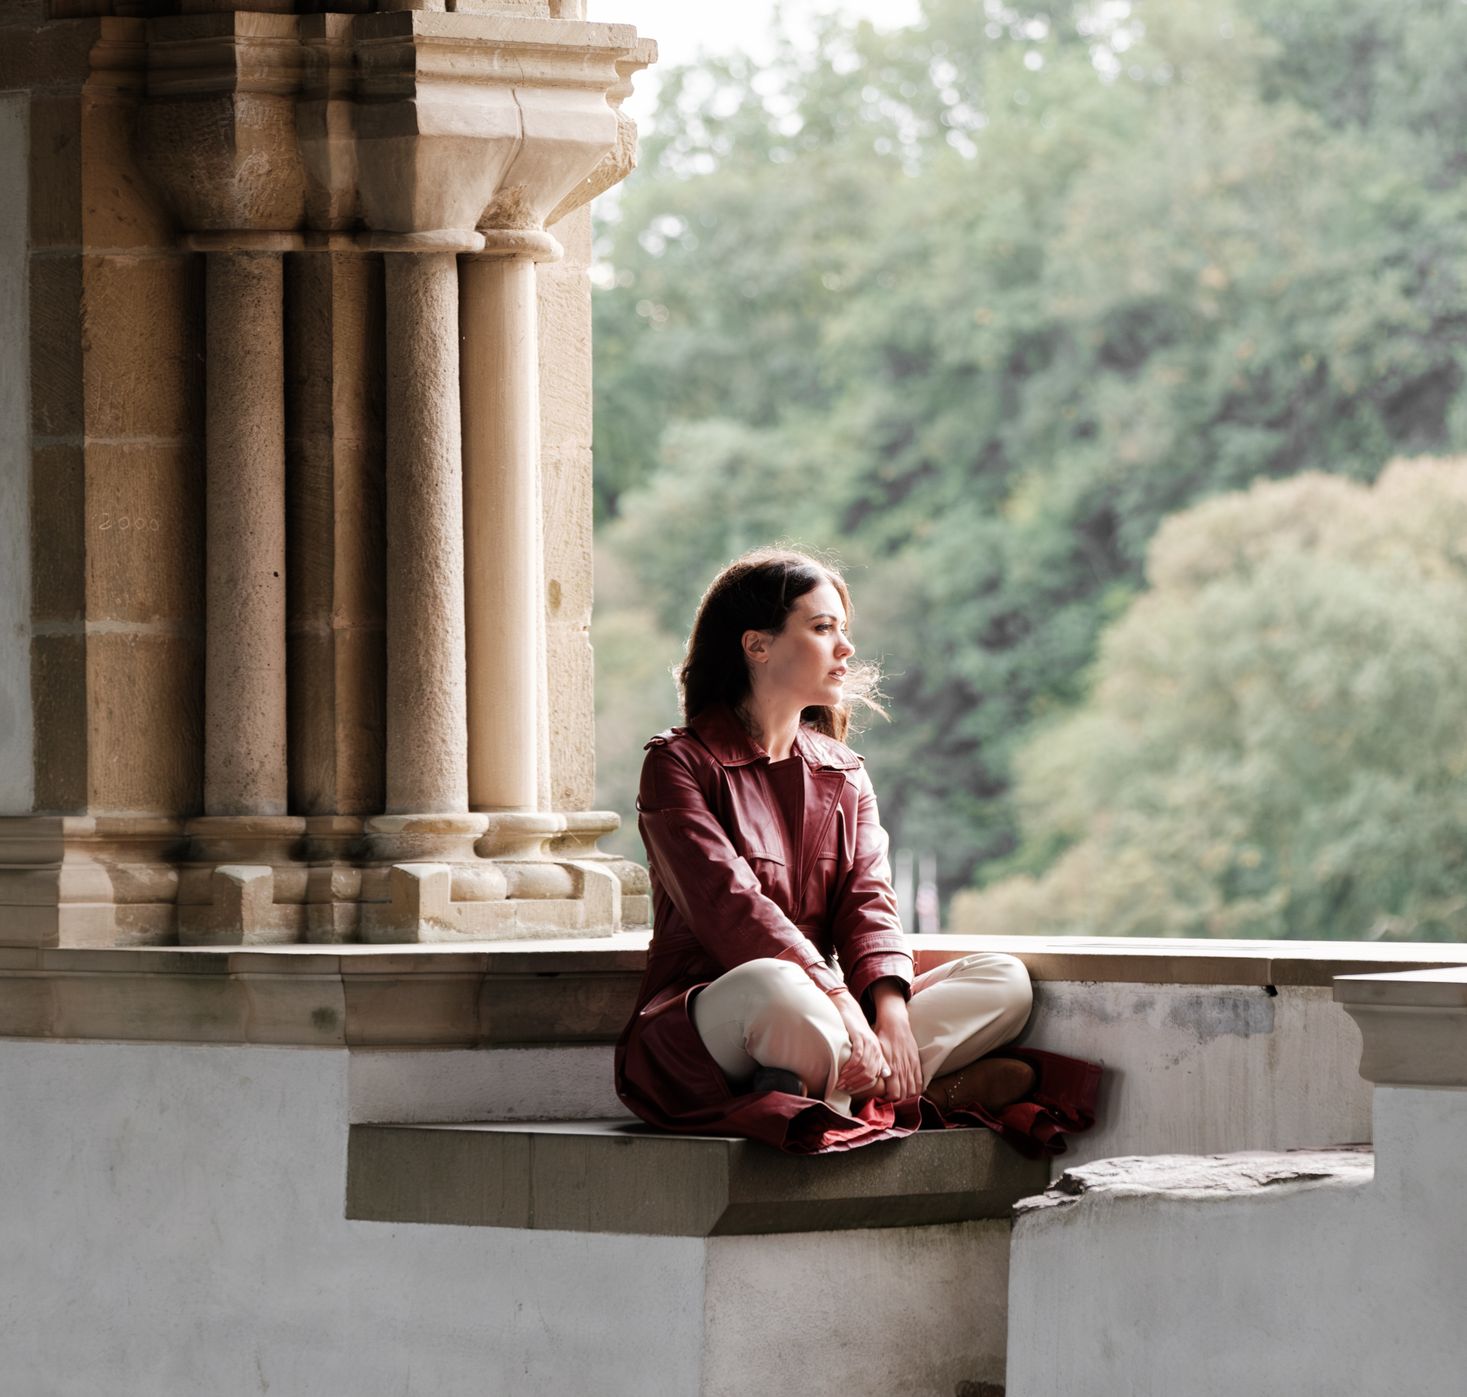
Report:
642,724,692,752
640,725,708,776
797,725,866,773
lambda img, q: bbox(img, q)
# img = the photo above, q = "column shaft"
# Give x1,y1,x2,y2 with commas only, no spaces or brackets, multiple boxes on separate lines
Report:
205,251,287,816
286,250,386,816
383,252,469,814
461,253,542,812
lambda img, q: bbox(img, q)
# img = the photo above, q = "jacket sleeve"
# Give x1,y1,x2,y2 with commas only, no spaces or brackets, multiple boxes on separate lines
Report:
829,763,914,1006
637,742,846,995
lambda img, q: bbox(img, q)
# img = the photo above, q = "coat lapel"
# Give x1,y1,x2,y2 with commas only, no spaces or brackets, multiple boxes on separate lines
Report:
792,726,860,918
687,705,862,920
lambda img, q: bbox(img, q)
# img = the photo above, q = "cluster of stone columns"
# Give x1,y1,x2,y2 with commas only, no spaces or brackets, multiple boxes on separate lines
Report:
119,7,654,944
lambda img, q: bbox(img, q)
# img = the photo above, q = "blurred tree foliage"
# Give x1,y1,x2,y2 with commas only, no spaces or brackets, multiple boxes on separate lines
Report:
591,0,1467,931
950,462,1467,941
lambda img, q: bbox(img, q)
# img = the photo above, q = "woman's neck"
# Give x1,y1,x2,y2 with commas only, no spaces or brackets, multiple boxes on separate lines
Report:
734,693,803,762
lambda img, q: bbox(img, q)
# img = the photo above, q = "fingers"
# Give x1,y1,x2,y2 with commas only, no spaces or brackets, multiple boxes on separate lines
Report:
837,1054,885,1094
867,1025,920,1101
836,1029,888,1094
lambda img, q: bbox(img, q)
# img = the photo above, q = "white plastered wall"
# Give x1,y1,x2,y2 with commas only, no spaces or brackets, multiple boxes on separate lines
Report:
0,1039,705,1397
1007,1087,1467,1397
0,93,32,815
1019,982,1370,1169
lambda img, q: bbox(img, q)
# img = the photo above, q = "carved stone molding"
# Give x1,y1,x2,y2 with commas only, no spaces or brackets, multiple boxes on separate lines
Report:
137,12,307,237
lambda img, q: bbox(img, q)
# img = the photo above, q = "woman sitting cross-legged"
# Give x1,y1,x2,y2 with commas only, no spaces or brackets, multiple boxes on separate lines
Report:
614,547,1100,1154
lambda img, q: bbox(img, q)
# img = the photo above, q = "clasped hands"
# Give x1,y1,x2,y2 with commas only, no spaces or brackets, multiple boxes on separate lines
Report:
832,979,923,1102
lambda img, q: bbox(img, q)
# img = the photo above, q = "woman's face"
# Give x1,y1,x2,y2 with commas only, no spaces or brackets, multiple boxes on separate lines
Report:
746,578,856,709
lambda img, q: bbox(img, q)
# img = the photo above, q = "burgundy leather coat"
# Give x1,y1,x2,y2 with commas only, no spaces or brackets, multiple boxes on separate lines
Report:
614,702,1101,1154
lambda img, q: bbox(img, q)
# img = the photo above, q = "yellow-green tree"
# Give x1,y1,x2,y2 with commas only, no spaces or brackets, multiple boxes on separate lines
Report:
952,459,1467,941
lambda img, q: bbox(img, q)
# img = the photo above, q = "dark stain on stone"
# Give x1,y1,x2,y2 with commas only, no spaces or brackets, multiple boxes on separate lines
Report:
310,1005,339,1032
1166,989,1276,1042
955,1382,1004,1397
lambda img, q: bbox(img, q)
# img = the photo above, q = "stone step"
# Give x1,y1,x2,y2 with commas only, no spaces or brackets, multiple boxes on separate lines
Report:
347,1117,1049,1236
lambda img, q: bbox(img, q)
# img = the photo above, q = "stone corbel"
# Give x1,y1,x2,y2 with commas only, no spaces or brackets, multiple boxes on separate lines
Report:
546,35,657,228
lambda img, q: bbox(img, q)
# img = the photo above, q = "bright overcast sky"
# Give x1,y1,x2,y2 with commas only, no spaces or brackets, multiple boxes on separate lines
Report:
592,0,923,126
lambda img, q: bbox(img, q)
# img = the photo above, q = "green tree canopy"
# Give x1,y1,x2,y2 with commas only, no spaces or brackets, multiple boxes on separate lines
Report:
593,0,1467,905
951,459,1467,941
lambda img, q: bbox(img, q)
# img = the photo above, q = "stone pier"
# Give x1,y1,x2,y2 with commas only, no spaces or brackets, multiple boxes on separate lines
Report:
0,4,656,950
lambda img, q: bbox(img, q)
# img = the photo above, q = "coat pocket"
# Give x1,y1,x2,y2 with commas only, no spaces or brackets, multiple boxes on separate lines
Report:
742,848,792,907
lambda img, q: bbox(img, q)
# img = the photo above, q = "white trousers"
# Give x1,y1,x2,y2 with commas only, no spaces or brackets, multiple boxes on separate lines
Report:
690,953,1033,1116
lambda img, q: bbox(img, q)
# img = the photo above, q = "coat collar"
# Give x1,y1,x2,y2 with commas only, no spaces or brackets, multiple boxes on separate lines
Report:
688,702,863,772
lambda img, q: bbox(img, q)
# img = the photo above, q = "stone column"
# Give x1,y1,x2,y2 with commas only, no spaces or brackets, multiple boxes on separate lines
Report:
286,247,386,818
382,249,470,816
203,246,288,817
460,230,561,813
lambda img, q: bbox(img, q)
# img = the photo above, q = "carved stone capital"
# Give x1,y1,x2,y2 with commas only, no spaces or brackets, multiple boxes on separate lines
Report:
350,11,640,242
136,12,307,239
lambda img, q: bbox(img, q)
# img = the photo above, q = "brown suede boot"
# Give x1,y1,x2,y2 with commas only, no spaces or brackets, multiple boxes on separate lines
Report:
925,1057,1036,1115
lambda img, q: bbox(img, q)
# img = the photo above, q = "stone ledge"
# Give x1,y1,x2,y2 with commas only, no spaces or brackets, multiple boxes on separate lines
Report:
345,1118,1049,1236
0,935,1463,1048
925,935,1467,989
1015,1146,1374,1217
1335,966,1467,1087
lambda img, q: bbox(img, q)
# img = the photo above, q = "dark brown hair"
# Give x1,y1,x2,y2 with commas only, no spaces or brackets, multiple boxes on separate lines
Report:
677,547,885,742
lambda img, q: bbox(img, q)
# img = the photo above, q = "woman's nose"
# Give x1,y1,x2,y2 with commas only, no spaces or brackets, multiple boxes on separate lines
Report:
836,636,854,658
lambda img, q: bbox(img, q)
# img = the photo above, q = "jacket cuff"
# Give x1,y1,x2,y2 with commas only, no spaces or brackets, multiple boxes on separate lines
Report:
845,949,915,1006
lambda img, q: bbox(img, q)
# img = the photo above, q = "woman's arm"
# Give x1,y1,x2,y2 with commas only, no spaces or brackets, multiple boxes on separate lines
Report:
637,741,846,995
829,765,915,1006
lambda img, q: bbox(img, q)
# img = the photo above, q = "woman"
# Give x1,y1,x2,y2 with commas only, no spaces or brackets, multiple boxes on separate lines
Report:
614,548,1099,1154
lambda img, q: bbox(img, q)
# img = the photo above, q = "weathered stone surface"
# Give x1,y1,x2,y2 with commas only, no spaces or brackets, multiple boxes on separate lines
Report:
83,438,203,624
82,251,202,439
383,252,468,813
1016,1147,1374,1215
536,259,592,451
30,633,88,814
0,15,98,91
28,92,82,252
80,85,174,253
86,630,203,813
204,250,287,817
30,443,85,626
285,250,386,817
29,252,84,438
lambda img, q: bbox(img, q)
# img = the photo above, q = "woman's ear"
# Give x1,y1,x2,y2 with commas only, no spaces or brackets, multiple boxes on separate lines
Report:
741,628,769,666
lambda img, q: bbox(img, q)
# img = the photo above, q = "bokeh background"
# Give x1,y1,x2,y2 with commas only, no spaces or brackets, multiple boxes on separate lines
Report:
590,0,1467,942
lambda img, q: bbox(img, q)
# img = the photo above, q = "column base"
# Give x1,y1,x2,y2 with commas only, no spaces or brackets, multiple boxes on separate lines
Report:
0,812,649,950
356,810,647,943
0,817,185,950
178,815,309,946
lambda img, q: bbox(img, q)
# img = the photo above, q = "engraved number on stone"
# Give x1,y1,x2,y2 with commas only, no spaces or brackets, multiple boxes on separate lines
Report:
98,513,161,532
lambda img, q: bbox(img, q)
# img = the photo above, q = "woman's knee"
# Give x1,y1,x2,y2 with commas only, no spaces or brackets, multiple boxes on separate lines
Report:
738,961,843,1037
950,952,1033,1028
704,958,841,1029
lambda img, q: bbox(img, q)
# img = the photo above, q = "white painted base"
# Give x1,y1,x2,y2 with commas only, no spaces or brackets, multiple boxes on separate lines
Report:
0,1039,1007,1396
1008,1086,1467,1397
348,1044,630,1123
1021,982,1370,1170
704,1223,1010,1397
